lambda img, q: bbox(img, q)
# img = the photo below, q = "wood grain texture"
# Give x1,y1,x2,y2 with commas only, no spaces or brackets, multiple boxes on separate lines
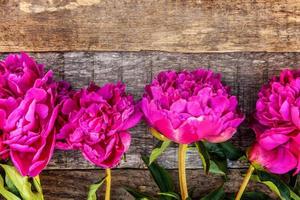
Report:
40,169,275,200
1,51,300,170
0,0,300,52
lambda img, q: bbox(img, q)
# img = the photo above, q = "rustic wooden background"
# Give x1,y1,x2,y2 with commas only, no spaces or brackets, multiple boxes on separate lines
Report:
1,0,300,199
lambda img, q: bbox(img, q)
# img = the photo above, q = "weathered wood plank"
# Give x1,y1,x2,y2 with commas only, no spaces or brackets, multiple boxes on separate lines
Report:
1,52,300,170
0,1,300,52
40,169,275,200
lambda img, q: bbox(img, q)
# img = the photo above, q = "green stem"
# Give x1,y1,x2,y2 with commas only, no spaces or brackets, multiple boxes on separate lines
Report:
178,144,188,200
105,169,111,200
235,165,255,200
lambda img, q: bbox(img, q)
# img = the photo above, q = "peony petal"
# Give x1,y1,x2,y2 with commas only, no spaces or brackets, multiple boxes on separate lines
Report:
205,127,236,143
104,135,117,158
9,144,36,152
5,106,23,131
82,144,105,167
10,151,32,176
61,98,77,115
36,104,49,119
153,117,176,142
249,143,297,174
186,100,202,116
210,96,228,113
140,98,153,125
258,133,290,150
0,109,6,129
120,107,142,130
141,99,166,127
119,131,131,152
70,128,84,143
170,99,186,113
279,100,290,121
55,142,73,150
25,100,36,122
174,120,198,144
26,88,47,101
28,160,46,177
291,106,300,129
228,96,238,111
267,147,297,174
99,83,114,98
150,86,164,100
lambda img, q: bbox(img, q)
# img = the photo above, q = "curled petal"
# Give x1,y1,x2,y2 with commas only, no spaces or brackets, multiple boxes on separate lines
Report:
249,143,297,174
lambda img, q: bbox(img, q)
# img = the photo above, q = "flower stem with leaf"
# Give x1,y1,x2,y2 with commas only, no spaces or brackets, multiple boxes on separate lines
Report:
178,144,188,199
105,169,111,200
235,165,255,200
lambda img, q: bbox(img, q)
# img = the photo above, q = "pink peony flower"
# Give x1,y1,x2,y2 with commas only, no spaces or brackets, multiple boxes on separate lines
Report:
0,53,46,164
0,53,44,97
141,69,244,144
4,71,58,177
56,82,142,168
249,69,300,174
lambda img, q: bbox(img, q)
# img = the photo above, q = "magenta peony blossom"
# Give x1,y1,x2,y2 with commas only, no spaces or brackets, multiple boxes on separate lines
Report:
56,82,142,168
249,69,300,174
3,71,58,177
0,53,44,97
141,69,244,144
0,53,59,176
0,53,65,178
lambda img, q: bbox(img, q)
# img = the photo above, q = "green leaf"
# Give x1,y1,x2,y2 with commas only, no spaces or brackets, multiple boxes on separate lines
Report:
203,142,228,177
218,142,243,160
87,176,106,200
0,175,21,200
158,192,180,199
33,176,43,197
208,160,226,176
195,141,210,174
124,187,152,199
290,174,300,197
252,170,293,200
200,185,225,200
203,143,226,159
209,158,228,179
5,173,19,196
195,142,228,177
290,189,300,200
0,164,43,200
142,156,175,199
149,141,171,165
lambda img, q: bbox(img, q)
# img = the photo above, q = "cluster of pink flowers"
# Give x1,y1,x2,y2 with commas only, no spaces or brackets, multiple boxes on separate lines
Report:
141,69,244,144
0,53,142,176
4,53,298,185
249,69,300,174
